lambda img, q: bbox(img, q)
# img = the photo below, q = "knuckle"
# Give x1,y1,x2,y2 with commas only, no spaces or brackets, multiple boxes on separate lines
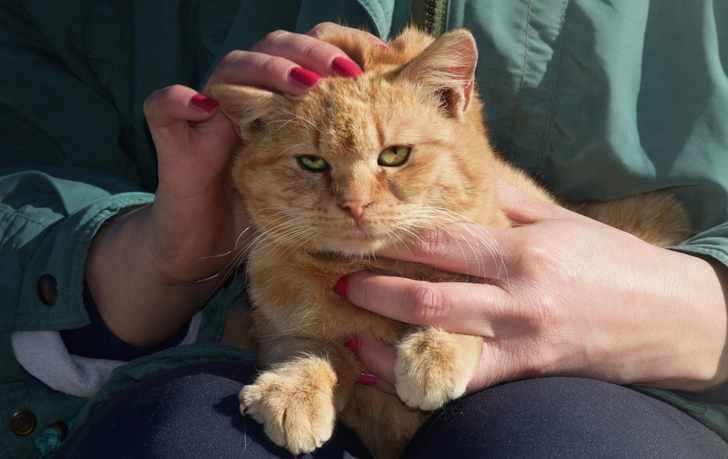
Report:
307,22,337,37
513,237,555,275
301,39,328,57
515,286,566,342
253,29,290,50
407,283,448,322
528,295,560,332
143,85,178,113
255,54,284,76
218,50,247,70
142,88,162,111
419,228,455,258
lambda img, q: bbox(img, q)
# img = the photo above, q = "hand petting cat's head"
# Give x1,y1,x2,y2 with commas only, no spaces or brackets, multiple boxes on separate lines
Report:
213,28,502,257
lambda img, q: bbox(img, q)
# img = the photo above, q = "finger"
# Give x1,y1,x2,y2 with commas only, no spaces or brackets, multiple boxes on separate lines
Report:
306,22,387,48
144,85,219,129
371,376,397,395
466,342,518,394
251,29,363,78
345,272,509,335
206,51,320,96
377,223,516,279
357,336,397,387
495,177,565,225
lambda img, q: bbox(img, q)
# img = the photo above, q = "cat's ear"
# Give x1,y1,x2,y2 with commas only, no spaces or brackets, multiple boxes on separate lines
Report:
210,84,290,137
397,28,477,117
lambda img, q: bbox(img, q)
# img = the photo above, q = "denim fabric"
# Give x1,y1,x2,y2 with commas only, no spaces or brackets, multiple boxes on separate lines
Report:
404,377,728,458
56,364,728,458
55,362,371,459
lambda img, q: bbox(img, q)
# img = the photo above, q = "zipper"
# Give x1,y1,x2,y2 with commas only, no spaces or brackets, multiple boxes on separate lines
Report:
412,0,448,37
423,0,437,33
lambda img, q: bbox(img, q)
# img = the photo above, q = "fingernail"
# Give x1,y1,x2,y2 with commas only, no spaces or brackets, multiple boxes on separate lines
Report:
378,44,389,52
290,67,321,88
344,336,359,355
359,372,377,386
333,276,348,298
331,57,362,78
190,94,218,113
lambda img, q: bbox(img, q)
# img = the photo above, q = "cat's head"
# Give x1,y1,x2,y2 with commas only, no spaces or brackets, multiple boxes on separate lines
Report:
213,28,501,256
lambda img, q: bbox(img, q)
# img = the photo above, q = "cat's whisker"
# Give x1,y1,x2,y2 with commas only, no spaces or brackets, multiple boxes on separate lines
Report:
200,250,234,260
446,220,507,283
395,226,429,258
275,141,309,159
246,217,321,266
420,208,487,272
234,226,255,249
246,212,310,250
279,109,321,131
198,227,254,262
431,209,487,276
194,246,251,307
196,238,254,292
396,206,508,282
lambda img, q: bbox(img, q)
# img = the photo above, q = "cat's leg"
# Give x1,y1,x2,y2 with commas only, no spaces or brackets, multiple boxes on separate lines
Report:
341,385,430,459
394,327,483,410
239,337,358,455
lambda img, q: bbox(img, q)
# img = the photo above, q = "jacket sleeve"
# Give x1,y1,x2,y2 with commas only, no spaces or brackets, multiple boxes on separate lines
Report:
459,0,728,276
0,1,155,332
0,166,152,331
672,224,728,275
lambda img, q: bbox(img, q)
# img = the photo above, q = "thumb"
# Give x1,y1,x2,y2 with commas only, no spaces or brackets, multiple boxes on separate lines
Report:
144,85,228,166
144,85,238,189
495,176,563,225
144,84,219,129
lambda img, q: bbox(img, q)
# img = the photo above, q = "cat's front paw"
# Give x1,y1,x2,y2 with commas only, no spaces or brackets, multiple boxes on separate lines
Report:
394,328,482,411
239,358,337,455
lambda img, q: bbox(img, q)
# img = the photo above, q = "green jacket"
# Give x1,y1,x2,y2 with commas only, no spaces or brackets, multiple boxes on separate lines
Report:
2,0,727,457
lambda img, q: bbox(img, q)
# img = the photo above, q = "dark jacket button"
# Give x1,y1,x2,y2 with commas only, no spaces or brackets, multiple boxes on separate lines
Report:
37,274,58,305
10,410,37,436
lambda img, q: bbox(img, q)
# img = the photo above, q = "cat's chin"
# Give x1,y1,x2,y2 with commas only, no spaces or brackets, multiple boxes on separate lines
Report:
315,231,391,257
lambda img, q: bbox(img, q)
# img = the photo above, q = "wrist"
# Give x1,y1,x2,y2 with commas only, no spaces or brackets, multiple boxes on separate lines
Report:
85,205,214,348
643,251,728,393
692,257,728,391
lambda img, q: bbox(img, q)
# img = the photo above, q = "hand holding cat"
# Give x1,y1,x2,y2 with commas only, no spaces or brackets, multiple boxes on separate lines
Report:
344,179,728,394
84,25,378,348
204,23,384,94
85,85,247,347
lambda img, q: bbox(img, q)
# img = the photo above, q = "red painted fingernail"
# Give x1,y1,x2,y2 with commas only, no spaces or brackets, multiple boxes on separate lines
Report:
290,67,321,88
333,276,348,298
344,336,359,355
190,94,218,113
378,44,389,51
359,372,377,386
331,57,362,78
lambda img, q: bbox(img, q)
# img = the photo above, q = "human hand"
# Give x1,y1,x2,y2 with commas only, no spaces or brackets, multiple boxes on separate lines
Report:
341,179,728,394
87,24,384,347
204,22,388,95
142,22,383,284
85,85,246,348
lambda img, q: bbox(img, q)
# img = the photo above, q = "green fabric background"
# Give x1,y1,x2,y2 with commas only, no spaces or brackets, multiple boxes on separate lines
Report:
1,0,727,456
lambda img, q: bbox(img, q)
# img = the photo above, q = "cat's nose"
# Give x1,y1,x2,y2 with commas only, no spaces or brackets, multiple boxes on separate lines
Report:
339,200,370,226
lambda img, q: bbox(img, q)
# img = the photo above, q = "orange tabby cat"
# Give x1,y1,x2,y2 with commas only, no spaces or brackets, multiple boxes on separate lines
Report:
212,27,690,459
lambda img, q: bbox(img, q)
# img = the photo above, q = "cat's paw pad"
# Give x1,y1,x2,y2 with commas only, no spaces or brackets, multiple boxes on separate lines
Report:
239,364,337,455
394,328,482,411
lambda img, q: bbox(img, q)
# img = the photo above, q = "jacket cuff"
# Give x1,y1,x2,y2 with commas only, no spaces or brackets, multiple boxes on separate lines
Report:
14,193,153,332
669,223,728,271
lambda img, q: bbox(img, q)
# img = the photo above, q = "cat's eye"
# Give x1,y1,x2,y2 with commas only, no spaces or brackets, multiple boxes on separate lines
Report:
297,155,329,172
378,146,411,167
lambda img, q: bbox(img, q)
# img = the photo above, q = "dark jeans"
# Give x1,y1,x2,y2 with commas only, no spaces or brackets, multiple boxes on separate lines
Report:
56,362,728,458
